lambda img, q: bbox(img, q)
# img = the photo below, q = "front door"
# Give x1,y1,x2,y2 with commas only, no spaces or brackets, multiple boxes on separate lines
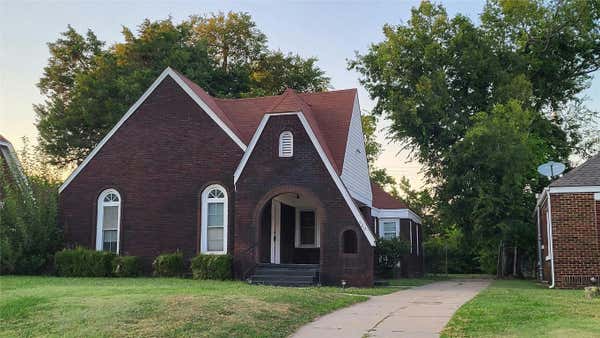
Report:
270,200,296,264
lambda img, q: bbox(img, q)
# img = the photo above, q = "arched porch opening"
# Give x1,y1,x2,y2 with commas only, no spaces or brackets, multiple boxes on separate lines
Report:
255,188,325,265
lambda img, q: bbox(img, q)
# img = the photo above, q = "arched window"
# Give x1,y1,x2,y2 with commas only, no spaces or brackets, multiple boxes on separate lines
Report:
342,229,358,254
278,131,293,157
201,184,228,254
96,189,121,253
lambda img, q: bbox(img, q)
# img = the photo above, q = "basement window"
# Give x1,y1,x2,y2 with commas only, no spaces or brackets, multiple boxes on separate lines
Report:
279,131,293,157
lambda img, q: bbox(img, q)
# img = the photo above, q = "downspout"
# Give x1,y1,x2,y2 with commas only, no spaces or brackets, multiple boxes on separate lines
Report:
536,205,543,281
546,190,556,288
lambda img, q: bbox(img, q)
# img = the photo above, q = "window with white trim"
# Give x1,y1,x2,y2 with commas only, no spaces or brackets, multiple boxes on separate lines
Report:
295,210,319,248
279,131,293,157
96,189,121,253
379,219,399,239
201,185,228,254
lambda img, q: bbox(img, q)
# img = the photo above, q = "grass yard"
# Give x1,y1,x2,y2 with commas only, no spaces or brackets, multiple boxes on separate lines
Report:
442,279,600,337
0,276,431,337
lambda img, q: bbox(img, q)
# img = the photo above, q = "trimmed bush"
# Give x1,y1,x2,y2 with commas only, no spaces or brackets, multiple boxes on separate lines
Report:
54,247,114,277
152,251,185,277
191,254,232,280
112,256,141,277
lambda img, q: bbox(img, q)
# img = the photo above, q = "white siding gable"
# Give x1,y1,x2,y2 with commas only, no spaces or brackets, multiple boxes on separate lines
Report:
341,95,373,206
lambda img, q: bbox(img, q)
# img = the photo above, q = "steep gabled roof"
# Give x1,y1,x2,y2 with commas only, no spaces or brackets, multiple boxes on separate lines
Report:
213,88,356,173
371,181,408,209
549,153,600,187
0,135,28,189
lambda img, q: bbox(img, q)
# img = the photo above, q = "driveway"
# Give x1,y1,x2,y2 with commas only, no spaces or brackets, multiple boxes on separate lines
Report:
292,279,490,338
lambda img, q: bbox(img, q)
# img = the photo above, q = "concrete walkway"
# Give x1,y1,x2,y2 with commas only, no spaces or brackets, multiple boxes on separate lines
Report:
292,279,490,338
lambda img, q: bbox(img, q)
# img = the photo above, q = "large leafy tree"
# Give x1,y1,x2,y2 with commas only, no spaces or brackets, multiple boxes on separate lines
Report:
36,13,330,166
352,0,600,272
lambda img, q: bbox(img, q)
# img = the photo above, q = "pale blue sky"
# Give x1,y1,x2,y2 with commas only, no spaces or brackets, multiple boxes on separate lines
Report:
1,0,598,187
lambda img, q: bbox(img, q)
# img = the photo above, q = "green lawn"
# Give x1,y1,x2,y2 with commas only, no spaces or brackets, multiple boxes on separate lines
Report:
0,276,432,337
442,279,600,337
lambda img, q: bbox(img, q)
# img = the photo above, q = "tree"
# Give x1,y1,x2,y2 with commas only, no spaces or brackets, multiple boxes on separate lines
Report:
191,12,267,73
36,13,330,166
361,111,398,191
351,0,600,272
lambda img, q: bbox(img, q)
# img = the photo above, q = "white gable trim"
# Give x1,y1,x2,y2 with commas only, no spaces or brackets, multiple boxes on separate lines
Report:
233,111,376,246
371,207,422,224
59,67,246,193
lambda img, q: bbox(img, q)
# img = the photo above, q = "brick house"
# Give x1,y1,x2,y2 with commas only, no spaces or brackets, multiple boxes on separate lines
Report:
535,153,600,288
59,68,423,286
0,135,27,203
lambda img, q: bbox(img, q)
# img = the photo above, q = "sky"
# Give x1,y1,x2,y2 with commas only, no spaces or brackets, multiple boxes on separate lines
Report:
1,0,599,188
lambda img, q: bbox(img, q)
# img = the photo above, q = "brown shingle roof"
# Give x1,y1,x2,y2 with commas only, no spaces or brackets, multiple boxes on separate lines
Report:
371,181,408,209
177,70,358,174
549,153,600,187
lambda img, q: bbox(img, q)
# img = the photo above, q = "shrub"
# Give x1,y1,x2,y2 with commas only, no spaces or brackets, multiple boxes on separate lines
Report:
191,254,232,280
152,251,185,277
0,143,62,275
54,247,115,277
112,256,141,277
375,237,410,278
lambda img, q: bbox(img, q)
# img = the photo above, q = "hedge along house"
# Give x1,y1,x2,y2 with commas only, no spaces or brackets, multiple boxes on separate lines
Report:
59,68,423,286
535,153,600,288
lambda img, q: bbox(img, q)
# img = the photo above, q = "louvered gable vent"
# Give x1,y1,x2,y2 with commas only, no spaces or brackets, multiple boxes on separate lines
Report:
279,131,293,157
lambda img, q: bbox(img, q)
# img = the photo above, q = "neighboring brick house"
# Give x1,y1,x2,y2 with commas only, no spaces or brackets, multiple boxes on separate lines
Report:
535,153,600,288
0,135,27,204
59,67,423,286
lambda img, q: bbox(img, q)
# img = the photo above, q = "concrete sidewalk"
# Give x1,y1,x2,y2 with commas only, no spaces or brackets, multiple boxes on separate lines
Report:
292,279,490,338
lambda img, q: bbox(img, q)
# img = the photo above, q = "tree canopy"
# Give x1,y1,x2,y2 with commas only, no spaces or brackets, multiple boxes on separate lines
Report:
352,0,600,272
35,13,330,166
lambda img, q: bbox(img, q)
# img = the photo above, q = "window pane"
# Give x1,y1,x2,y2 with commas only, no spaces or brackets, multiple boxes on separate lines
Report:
103,206,118,230
382,221,397,239
207,227,224,251
207,203,224,227
103,230,117,253
300,211,315,245
208,189,224,199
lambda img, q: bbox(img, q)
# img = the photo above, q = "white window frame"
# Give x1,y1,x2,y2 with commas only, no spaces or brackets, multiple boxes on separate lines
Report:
416,223,420,256
295,209,319,248
278,131,293,157
409,220,414,254
96,189,121,254
379,218,400,239
201,184,228,254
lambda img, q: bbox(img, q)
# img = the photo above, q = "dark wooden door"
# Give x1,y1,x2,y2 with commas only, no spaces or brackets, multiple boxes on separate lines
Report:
280,203,296,264
259,201,271,263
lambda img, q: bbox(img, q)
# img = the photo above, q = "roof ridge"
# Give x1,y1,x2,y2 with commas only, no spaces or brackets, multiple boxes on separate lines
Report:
298,88,357,96
214,94,283,102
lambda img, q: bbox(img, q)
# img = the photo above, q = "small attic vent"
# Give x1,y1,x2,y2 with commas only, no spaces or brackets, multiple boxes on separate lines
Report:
279,131,293,157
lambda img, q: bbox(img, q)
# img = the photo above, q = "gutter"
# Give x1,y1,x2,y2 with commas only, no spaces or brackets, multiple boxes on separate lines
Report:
546,190,556,288
535,204,543,281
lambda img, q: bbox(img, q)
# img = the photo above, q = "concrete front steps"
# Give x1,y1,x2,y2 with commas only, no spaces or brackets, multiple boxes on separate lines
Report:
249,263,319,287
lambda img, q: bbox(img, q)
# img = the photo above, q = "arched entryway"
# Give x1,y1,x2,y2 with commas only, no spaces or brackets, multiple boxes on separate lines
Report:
255,187,325,265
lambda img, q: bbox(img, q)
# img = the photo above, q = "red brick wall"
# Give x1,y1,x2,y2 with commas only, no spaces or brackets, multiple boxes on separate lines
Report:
550,192,600,288
234,114,374,286
60,77,243,267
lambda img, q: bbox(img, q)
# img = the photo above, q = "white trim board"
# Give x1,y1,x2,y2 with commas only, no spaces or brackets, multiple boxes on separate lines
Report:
58,67,247,193
548,186,600,193
371,208,422,224
233,111,376,246
535,185,600,210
